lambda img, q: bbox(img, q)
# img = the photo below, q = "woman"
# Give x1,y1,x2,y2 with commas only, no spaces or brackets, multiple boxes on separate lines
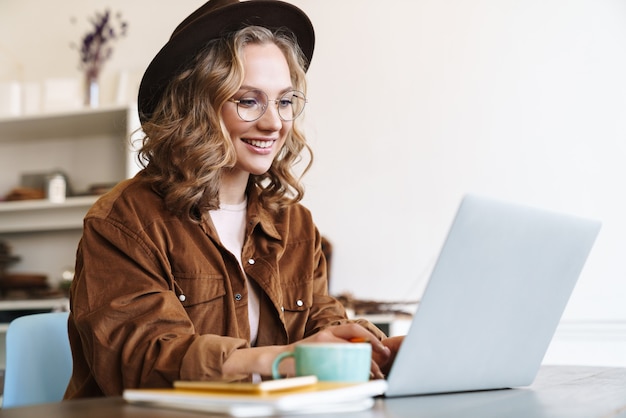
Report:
65,0,401,398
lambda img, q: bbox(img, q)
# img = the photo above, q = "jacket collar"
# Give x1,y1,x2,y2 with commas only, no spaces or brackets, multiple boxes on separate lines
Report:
199,185,282,241
245,186,281,241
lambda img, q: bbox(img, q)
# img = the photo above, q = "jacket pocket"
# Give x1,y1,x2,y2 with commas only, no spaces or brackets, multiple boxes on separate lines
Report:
280,280,313,341
174,273,225,307
281,279,313,312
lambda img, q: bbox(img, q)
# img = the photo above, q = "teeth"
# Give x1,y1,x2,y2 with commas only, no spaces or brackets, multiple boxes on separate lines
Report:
245,139,272,148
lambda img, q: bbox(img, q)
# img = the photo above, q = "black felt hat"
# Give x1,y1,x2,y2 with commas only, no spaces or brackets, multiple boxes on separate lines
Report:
137,0,315,123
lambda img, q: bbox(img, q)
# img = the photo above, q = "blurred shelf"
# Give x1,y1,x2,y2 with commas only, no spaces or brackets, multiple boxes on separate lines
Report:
0,105,137,307
0,196,98,233
0,297,69,332
0,105,129,142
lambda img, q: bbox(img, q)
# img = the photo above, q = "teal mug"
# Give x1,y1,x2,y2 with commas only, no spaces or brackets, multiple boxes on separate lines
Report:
272,342,372,382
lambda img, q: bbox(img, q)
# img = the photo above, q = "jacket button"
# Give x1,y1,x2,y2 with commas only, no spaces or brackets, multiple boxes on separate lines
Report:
235,293,242,301
296,299,303,307
248,259,255,265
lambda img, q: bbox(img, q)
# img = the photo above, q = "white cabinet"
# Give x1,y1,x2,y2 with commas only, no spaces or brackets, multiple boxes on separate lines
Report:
0,105,141,370
0,105,140,292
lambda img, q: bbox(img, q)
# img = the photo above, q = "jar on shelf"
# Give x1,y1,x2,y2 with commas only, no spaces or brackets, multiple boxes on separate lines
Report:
46,173,67,203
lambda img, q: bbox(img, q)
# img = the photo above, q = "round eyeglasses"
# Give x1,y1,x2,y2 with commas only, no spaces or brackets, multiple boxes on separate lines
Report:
228,90,307,122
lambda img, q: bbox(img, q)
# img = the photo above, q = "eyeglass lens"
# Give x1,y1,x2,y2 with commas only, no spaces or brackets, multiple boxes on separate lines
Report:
235,90,306,122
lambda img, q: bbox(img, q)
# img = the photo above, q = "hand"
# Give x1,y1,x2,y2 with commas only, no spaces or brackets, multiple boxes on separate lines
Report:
225,325,394,379
373,335,404,377
298,323,391,379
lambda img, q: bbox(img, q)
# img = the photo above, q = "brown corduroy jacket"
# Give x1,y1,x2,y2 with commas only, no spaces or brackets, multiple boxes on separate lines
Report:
64,173,384,398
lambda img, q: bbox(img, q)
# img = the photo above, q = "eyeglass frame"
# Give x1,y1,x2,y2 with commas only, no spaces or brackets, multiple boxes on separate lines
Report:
227,89,308,122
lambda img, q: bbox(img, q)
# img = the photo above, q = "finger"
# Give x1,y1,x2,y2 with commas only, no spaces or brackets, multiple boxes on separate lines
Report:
307,328,355,344
322,323,371,340
377,336,404,376
327,324,391,356
370,359,384,380
382,335,404,353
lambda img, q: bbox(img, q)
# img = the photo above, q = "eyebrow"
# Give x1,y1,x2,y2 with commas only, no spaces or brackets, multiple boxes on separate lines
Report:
238,85,295,95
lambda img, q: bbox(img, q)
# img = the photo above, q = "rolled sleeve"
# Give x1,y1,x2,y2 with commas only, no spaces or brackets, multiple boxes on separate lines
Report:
180,334,249,382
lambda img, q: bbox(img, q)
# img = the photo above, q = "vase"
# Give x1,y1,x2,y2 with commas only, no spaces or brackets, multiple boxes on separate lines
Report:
84,72,100,108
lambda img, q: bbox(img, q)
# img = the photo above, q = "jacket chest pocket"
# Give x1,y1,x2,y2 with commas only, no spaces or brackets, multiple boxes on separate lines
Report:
281,280,313,334
174,273,226,307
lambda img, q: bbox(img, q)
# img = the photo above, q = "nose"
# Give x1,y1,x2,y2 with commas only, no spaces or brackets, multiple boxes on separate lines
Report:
256,101,283,131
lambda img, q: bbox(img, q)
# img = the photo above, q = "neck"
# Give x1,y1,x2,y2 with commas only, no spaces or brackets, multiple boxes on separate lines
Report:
219,169,249,205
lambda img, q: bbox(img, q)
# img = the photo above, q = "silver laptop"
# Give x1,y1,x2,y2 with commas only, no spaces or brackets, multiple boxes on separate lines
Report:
385,194,601,397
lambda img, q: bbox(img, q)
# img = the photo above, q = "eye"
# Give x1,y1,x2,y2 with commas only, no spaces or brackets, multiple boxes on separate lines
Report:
237,97,260,108
278,97,293,108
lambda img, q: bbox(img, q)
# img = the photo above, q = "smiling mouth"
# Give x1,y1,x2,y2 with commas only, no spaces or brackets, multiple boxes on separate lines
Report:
242,138,273,149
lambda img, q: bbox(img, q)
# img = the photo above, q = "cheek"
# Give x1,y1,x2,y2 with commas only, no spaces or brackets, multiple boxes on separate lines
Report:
279,123,293,142
275,131,289,152
222,107,244,136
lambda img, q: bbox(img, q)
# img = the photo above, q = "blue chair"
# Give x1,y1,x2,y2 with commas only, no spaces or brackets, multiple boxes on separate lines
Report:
3,311,72,408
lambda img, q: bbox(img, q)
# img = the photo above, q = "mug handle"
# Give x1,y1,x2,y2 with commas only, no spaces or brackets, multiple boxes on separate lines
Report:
271,351,295,379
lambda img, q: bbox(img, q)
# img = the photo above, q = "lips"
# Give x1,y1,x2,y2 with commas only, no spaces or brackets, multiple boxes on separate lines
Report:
242,138,274,149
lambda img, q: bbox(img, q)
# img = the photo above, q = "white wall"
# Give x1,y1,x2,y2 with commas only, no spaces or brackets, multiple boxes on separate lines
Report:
295,0,626,326
1,1,625,328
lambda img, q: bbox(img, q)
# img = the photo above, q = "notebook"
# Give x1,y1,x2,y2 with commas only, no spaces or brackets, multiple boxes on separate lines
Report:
124,378,388,416
384,194,601,397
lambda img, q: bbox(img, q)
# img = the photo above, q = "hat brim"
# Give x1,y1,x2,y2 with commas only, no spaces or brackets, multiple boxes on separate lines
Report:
138,0,314,123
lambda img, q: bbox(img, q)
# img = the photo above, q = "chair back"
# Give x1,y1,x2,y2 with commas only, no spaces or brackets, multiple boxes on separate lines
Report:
3,311,72,408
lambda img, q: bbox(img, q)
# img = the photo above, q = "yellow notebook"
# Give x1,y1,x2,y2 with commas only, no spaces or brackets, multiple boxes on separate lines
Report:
172,375,319,394
123,378,388,417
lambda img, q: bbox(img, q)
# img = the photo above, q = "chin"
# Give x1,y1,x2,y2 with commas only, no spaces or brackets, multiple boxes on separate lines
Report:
237,163,272,176
249,168,272,176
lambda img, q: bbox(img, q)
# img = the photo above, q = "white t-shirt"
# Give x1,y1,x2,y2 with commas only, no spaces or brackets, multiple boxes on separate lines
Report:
209,200,260,346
